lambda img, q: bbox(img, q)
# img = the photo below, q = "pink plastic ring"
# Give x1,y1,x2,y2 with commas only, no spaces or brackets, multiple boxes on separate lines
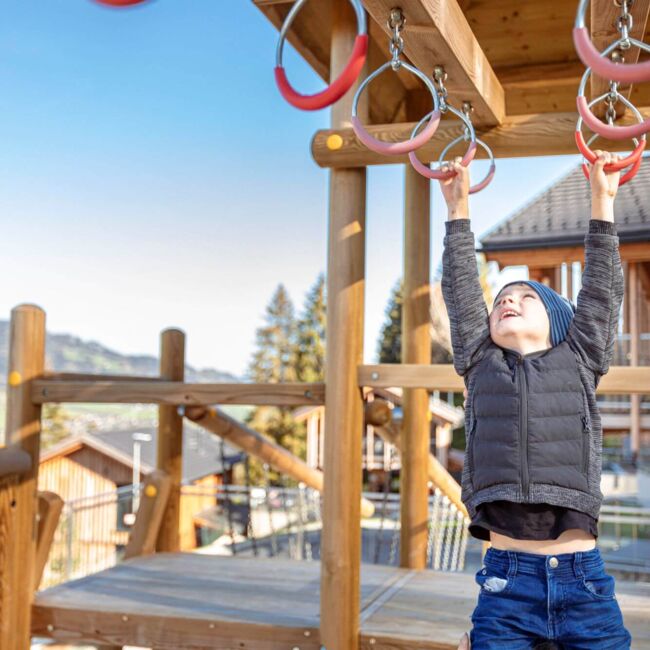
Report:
351,61,441,155
576,95,650,141
409,141,476,180
575,130,645,171
275,35,368,111
573,27,650,84
470,162,496,194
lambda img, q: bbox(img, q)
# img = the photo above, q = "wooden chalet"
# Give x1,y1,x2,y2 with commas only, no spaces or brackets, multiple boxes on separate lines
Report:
38,427,243,556
2,1,650,649
480,160,650,458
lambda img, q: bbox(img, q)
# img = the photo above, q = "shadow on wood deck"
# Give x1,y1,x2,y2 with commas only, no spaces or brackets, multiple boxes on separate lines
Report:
32,553,650,649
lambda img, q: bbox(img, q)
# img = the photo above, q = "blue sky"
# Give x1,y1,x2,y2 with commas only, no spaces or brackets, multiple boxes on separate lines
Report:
0,0,583,377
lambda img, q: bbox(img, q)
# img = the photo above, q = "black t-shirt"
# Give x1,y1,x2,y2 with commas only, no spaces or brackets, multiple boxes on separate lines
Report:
469,500,599,542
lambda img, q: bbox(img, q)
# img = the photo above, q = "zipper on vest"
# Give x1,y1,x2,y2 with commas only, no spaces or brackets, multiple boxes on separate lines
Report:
517,356,530,499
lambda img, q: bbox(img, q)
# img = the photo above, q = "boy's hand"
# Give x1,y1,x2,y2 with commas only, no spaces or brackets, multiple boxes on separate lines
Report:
589,151,619,222
440,157,470,220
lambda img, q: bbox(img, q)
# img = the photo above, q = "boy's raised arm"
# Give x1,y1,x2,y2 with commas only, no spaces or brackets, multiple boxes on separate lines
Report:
567,152,625,378
440,160,490,377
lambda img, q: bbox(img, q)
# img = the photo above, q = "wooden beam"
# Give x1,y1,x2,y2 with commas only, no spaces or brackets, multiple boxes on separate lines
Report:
483,241,650,268
359,364,650,395
32,379,325,406
361,0,505,126
156,329,185,553
590,0,650,117
400,164,430,570
321,1,367,647
35,491,64,591
125,470,172,560
2,304,46,649
183,406,375,518
311,107,650,167
0,447,31,479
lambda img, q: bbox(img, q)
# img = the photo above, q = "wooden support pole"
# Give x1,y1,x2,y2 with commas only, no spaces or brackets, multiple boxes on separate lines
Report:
125,470,172,560
320,1,367,647
34,491,64,591
629,262,641,460
1,304,45,650
400,164,431,570
156,329,185,553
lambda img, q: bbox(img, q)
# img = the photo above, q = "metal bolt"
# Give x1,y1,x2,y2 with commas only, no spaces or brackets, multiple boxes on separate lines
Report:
370,639,377,645
121,615,129,622
304,390,313,399
47,624,54,632
209,623,215,629
371,372,379,381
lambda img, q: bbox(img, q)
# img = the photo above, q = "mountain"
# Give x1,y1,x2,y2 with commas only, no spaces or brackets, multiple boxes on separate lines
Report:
0,320,239,385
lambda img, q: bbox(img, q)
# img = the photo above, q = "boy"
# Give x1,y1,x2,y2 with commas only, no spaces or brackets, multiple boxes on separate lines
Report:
440,152,631,649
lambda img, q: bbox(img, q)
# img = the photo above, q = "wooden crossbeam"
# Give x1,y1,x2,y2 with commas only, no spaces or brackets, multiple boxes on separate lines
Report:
361,0,505,126
359,364,650,395
312,106,650,166
31,379,325,406
590,0,650,117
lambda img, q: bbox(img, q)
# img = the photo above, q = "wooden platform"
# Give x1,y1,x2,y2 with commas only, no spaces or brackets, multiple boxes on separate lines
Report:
32,553,650,649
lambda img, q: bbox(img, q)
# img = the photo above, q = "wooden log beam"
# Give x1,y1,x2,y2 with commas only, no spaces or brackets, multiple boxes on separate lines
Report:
400,164,430,570
312,107,650,167
125,470,172,560
321,2,367,648
2,304,46,649
156,329,185,553
590,0,650,117
359,364,650,395
32,380,325,406
361,0,505,126
34,491,64,591
0,447,32,479
183,406,375,518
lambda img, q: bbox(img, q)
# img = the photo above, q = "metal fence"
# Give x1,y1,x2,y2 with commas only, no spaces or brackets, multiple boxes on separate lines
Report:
40,484,469,589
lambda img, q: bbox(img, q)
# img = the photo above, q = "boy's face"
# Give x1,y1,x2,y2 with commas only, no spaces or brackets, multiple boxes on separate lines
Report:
489,283,551,352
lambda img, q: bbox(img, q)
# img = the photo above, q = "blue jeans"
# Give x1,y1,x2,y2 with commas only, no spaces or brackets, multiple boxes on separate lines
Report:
470,547,631,649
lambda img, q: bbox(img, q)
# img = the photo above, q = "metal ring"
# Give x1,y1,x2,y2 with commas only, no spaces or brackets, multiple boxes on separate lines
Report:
438,136,495,194
574,0,650,83
577,62,650,140
576,94,646,177
351,61,441,155
408,103,477,180
275,0,368,110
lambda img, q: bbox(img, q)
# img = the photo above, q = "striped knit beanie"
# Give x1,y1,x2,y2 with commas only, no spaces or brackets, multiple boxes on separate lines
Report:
496,280,576,347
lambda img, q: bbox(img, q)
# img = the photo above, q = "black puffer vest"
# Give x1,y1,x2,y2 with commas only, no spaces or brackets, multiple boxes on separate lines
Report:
463,340,594,512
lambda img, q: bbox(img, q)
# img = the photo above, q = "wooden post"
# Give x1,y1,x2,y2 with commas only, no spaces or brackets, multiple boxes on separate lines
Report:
1,304,45,649
628,262,640,460
400,164,431,569
156,328,185,552
320,0,367,647
566,262,574,301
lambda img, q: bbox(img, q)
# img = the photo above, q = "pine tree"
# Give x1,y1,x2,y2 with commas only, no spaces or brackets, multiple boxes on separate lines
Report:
295,273,326,382
247,284,297,383
246,284,304,486
41,403,71,450
377,279,403,363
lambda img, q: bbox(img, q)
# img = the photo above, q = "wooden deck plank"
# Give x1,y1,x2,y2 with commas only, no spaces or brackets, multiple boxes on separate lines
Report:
32,554,650,649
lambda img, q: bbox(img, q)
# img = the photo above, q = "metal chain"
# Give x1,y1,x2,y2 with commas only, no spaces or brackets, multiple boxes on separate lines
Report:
616,0,634,49
387,8,405,70
433,65,448,112
461,101,474,140
605,79,619,123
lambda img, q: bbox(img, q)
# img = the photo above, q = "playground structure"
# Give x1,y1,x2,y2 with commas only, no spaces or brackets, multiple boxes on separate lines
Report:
2,0,650,649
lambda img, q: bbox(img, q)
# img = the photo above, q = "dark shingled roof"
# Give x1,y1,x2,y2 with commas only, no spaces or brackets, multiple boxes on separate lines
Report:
479,158,650,252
